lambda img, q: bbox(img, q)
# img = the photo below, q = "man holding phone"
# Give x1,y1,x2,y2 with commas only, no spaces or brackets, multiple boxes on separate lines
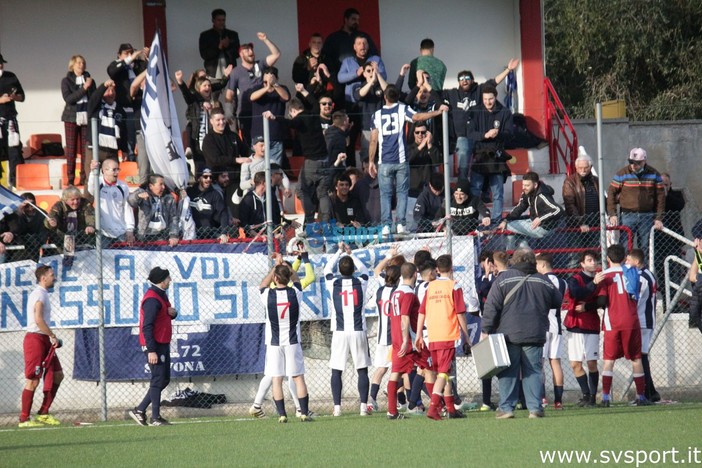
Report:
0,54,25,188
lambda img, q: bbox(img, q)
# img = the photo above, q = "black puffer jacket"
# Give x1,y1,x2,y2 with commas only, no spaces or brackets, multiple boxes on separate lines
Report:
481,262,563,345
505,183,564,230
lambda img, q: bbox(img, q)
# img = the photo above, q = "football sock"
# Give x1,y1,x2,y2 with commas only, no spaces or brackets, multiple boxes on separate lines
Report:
602,371,613,396
588,371,599,396
274,398,286,417
554,385,564,404
397,390,407,405
288,378,300,410
633,373,646,396
38,384,60,414
254,374,273,406
20,389,35,422
387,380,398,415
299,395,309,416
357,368,369,404
482,378,493,405
450,378,460,403
370,383,380,401
331,370,343,405
641,354,657,396
445,395,456,413
575,374,590,396
408,374,425,409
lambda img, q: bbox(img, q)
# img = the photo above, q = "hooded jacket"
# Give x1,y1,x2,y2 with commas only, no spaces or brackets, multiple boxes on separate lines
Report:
481,262,563,345
506,182,564,230
466,100,513,174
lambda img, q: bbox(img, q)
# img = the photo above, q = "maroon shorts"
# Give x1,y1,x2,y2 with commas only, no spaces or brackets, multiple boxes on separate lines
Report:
603,329,642,361
391,352,415,375
430,347,456,374
23,333,62,379
412,347,434,372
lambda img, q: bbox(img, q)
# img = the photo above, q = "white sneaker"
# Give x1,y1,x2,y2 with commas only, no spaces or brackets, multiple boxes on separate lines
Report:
248,405,265,419
360,403,370,416
397,403,408,413
333,406,342,417
381,225,391,236
396,224,405,234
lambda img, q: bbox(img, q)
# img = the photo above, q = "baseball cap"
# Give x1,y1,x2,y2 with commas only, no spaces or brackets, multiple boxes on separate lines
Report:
628,147,647,162
198,167,213,178
118,43,134,54
238,42,254,53
455,179,470,194
252,135,265,145
270,163,284,174
0,54,7,64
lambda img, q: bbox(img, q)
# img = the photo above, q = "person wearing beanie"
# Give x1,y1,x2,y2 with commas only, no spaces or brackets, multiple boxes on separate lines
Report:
129,267,178,426
607,147,665,258
437,178,491,235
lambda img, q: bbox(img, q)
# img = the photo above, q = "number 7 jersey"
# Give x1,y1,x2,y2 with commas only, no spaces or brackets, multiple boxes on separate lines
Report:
259,284,303,346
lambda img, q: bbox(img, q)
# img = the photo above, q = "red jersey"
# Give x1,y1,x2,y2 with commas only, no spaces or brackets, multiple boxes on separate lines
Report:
389,284,420,349
598,266,640,331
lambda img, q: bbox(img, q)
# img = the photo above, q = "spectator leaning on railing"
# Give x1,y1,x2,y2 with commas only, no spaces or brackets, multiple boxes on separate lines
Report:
687,220,702,334
606,148,665,255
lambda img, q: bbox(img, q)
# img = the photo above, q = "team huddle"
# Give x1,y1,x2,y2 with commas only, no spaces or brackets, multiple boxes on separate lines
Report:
252,242,659,422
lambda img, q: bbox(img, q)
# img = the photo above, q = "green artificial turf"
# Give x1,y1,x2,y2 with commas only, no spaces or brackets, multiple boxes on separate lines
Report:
1,403,700,467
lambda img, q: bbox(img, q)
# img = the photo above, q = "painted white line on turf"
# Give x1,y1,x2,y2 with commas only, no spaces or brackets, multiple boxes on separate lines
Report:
0,417,260,433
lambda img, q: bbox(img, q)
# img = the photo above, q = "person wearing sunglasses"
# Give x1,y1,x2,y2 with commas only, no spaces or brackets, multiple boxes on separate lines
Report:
406,122,441,232
187,167,231,243
442,59,518,180
607,147,665,259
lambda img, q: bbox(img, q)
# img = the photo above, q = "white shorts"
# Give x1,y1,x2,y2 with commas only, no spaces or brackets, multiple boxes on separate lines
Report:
265,344,305,377
567,332,600,362
329,331,372,370
543,332,563,360
640,328,653,354
373,343,392,368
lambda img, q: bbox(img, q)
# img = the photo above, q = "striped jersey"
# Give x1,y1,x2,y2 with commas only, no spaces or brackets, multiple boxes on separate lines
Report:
375,284,397,345
326,273,369,332
370,103,416,164
259,283,303,346
637,268,657,330
545,273,567,335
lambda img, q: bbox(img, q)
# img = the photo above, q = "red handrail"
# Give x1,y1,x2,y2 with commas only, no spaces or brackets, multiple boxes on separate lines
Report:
544,77,578,175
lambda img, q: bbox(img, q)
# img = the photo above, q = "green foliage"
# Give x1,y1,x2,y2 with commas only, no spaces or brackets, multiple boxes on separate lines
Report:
545,0,702,120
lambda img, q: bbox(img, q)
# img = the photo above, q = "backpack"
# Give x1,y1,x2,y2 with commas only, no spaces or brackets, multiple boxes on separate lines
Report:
621,265,641,302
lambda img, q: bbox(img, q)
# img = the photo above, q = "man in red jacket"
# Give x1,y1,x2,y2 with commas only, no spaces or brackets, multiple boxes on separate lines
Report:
129,267,178,426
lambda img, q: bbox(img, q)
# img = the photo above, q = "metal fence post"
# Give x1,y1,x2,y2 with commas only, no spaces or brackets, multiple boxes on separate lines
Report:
91,117,108,421
595,103,607,266
442,111,452,255
263,116,274,258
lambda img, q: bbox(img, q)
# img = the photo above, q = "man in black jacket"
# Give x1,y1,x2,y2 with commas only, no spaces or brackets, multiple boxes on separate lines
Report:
439,178,491,235
187,168,231,241
481,248,563,419
498,171,564,248
413,173,444,233
199,9,240,78
466,85,513,223
239,171,282,237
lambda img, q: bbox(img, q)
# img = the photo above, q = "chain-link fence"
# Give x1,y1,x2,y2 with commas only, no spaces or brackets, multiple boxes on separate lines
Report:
1,209,702,426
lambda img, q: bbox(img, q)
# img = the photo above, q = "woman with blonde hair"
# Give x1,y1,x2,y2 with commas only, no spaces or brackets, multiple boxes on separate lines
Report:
61,55,95,185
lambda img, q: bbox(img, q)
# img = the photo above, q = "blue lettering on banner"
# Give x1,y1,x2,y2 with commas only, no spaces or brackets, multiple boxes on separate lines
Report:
213,281,238,319
59,286,83,327
115,254,136,281
86,284,112,326
1,291,28,328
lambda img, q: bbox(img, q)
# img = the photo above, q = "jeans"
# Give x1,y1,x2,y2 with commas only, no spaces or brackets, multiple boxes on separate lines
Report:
378,162,409,227
456,137,474,180
269,140,284,167
620,211,655,255
300,159,332,223
470,172,504,223
497,343,544,413
504,219,550,250
405,196,418,232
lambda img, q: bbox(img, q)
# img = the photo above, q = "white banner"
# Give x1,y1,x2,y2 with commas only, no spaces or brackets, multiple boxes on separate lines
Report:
0,237,476,331
141,31,189,190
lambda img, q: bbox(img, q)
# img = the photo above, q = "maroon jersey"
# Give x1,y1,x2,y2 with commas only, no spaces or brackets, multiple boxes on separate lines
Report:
390,284,420,349
598,266,640,331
